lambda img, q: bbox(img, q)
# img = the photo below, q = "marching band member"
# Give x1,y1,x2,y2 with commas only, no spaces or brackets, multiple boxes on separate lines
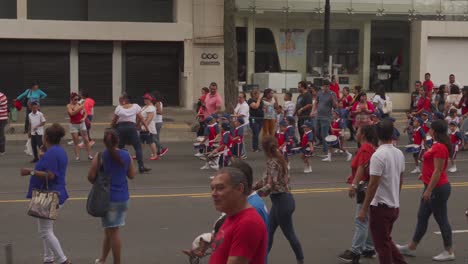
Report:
300,121,315,173
231,117,245,159
323,110,352,162
448,121,463,173
411,117,426,174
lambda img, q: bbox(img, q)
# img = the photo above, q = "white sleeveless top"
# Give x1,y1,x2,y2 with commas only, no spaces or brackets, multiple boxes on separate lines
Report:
153,102,163,123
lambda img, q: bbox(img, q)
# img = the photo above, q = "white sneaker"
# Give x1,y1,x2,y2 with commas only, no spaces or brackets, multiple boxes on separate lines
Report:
322,157,331,162
448,166,457,173
396,244,416,257
67,140,74,146
334,149,339,153
287,163,291,170
303,166,312,173
210,164,220,170
95,259,104,264
200,164,210,170
346,153,353,162
194,152,204,157
432,250,455,261
410,167,421,174
308,166,312,173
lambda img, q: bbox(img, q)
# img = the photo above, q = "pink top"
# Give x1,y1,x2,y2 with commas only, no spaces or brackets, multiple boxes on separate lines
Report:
84,98,95,116
205,92,223,116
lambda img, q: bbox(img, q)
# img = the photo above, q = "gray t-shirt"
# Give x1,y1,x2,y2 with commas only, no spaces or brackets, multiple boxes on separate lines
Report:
316,90,337,119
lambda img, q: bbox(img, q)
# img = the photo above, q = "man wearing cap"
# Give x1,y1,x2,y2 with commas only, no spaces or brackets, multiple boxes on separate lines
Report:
205,82,223,117
311,79,338,154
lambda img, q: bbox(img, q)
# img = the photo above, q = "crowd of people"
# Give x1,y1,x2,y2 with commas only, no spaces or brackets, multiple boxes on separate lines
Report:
2,72,467,264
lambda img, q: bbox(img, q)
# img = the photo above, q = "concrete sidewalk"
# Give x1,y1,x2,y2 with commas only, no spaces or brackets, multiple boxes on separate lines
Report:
6,106,196,142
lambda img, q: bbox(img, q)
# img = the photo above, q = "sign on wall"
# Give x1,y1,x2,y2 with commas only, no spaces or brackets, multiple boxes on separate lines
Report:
200,52,221,66
279,28,305,57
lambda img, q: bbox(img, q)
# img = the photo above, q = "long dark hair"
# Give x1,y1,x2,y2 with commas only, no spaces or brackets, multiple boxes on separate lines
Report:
376,85,386,100
461,86,468,105
431,120,452,154
262,136,288,175
356,92,367,103
104,129,124,166
359,125,378,147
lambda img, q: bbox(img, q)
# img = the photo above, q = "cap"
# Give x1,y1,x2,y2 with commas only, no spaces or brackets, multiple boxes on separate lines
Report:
205,116,214,123
221,113,231,120
301,121,313,128
433,112,445,120
421,111,429,116
449,121,458,126
221,123,231,131
237,117,245,124
415,117,423,125
143,93,154,101
279,120,288,127
210,113,218,119
286,116,295,123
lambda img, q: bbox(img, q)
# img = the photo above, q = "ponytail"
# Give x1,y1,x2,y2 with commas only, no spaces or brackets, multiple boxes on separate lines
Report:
262,136,288,175
104,129,124,166
431,120,452,154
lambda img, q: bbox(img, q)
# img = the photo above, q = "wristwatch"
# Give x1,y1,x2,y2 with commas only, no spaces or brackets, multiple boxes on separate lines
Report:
30,170,35,176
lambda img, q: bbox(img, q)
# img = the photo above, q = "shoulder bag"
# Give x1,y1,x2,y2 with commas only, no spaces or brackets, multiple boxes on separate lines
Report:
87,152,111,217
382,97,393,114
27,173,60,220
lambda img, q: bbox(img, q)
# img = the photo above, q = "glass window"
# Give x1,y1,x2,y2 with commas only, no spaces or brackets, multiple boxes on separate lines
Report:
370,21,410,92
0,0,16,19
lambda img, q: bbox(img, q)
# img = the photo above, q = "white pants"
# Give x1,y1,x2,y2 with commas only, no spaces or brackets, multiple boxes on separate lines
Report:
37,218,67,263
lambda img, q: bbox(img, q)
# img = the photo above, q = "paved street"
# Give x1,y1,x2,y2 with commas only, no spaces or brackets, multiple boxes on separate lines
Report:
1,138,468,264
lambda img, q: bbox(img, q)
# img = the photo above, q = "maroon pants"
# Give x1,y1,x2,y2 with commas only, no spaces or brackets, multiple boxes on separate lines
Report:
369,205,407,264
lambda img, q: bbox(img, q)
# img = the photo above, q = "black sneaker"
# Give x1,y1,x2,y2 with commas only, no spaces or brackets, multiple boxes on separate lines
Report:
362,249,377,258
139,167,152,173
338,249,360,263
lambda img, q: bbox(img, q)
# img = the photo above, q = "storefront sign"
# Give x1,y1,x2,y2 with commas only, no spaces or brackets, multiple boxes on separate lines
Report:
200,53,220,65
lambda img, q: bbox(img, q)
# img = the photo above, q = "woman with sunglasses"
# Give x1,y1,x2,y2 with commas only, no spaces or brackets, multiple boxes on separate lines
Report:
67,92,93,161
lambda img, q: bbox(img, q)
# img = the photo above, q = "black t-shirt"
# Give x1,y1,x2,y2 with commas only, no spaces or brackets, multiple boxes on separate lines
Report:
248,98,264,119
296,92,312,117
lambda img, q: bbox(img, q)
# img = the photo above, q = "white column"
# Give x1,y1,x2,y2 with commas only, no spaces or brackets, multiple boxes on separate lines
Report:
181,39,194,109
360,21,371,91
70,41,79,94
17,0,27,19
246,15,255,84
112,41,123,106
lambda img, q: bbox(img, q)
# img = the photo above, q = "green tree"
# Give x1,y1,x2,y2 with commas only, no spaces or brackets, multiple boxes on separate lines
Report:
223,0,238,113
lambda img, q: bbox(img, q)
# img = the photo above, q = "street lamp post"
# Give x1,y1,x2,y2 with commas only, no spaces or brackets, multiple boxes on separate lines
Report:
323,0,330,78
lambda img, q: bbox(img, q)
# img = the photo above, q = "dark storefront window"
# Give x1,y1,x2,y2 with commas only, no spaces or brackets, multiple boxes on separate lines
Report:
0,0,16,19
370,21,410,92
307,29,359,76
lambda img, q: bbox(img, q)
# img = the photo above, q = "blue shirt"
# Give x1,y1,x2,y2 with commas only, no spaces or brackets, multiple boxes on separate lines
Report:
248,192,270,264
17,89,47,103
27,145,69,205
102,149,131,202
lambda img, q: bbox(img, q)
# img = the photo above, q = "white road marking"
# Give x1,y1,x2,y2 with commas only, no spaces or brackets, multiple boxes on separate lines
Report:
434,230,468,235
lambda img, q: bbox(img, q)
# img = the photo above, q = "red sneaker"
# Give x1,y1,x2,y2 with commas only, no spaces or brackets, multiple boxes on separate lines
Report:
160,147,169,157
149,156,159,161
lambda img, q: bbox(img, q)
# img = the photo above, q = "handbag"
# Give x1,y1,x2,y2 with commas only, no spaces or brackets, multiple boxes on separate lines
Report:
27,174,60,220
86,152,111,217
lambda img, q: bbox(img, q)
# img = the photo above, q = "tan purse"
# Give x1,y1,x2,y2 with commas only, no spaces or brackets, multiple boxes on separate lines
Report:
27,174,60,220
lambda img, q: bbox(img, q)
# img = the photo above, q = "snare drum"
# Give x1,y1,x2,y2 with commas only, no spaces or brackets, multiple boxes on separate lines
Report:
426,136,433,147
193,142,204,150
325,135,339,146
196,136,205,142
302,147,313,157
289,147,302,156
405,144,421,153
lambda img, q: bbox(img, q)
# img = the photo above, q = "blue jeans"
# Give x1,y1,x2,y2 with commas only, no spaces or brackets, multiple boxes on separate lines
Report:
316,118,331,152
412,183,452,248
351,203,374,254
249,118,263,151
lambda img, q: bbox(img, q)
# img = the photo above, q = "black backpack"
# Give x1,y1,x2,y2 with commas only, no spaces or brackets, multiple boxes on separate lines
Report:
86,153,111,217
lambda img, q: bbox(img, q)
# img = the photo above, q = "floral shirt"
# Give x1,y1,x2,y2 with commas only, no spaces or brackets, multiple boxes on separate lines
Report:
254,158,290,196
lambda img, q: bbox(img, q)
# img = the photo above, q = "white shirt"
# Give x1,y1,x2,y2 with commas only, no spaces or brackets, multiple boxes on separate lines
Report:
29,111,46,135
115,104,141,124
140,105,157,134
369,144,405,208
153,102,163,123
284,101,295,117
234,101,250,124
372,95,389,110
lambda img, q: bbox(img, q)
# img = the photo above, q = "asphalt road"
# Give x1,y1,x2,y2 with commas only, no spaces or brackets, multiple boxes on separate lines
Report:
0,139,468,264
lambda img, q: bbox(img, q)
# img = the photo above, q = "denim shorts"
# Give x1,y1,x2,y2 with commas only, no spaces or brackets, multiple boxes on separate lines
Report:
140,132,155,145
69,122,87,134
101,201,129,228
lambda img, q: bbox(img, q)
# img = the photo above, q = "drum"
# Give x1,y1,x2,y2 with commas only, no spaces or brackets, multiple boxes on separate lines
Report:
426,136,433,147
193,142,204,150
196,136,205,142
325,135,339,146
302,147,313,157
405,144,421,153
289,147,302,156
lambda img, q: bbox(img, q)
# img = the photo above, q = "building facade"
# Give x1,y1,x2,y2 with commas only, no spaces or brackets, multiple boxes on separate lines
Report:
1,0,468,110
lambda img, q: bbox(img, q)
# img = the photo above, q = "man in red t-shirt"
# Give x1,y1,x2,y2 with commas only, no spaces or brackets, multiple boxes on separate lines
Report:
209,167,267,264
330,75,340,99
423,73,434,95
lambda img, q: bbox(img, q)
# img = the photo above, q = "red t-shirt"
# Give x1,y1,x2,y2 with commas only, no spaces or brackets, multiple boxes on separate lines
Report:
416,97,431,112
341,95,353,108
330,83,340,99
348,143,375,183
423,80,434,95
413,127,425,145
459,97,468,115
421,142,449,187
209,208,267,264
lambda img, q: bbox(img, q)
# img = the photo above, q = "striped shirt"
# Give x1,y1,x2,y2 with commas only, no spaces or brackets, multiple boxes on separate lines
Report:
0,92,8,120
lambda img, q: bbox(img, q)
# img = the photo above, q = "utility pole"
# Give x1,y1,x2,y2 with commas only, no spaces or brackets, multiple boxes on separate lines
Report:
323,0,330,78
224,0,239,113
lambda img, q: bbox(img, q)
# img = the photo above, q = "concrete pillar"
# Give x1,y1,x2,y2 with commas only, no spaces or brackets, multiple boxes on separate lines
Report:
410,21,426,91
17,0,27,19
181,39,194,109
70,41,79,94
360,21,371,91
112,41,123,106
246,15,255,84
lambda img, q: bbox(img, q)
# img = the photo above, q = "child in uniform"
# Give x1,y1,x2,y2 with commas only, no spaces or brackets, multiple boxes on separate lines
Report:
231,117,245,159
300,121,315,173
199,116,219,169
323,110,353,162
410,117,426,174
448,121,463,173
